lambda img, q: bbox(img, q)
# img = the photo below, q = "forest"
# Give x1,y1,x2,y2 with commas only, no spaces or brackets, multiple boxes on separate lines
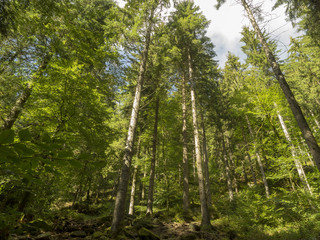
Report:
1,0,320,239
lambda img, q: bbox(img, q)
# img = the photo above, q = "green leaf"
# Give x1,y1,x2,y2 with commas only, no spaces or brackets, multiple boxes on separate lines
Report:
92,161,106,168
14,143,34,157
53,159,69,167
30,158,40,170
19,129,32,141
0,130,14,144
78,153,92,160
68,160,82,169
41,132,51,143
0,146,17,158
58,150,73,159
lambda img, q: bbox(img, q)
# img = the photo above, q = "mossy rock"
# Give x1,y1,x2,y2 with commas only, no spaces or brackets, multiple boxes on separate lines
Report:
138,227,160,240
70,230,87,238
34,232,53,240
92,231,104,239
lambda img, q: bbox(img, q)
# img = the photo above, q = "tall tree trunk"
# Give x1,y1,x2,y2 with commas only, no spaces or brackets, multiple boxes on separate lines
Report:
246,115,270,198
226,137,239,194
181,73,190,213
201,113,212,207
241,157,249,184
275,103,313,195
188,49,211,228
309,109,320,131
111,8,154,232
1,56,50,130
128,136,141,215
221,132,234,201
128,165,138,215
256,152,270,198
141,164,147,201
146,97,159,215
192,149,196,180
241,0,320,172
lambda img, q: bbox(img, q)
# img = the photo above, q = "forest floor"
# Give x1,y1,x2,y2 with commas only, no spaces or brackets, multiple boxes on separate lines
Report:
6,212,232,240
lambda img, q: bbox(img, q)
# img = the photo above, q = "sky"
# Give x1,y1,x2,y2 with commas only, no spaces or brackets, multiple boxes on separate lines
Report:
116,0,300,68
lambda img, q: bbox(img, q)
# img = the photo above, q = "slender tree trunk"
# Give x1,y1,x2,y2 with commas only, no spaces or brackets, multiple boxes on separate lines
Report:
226,138,239,194
241,157,249,184
162,135,170,213
146,98,159,215
111,8,154,232
128,165,138,215
201,113,212,207
309,109,320,131
128,136,141,215
246,115,270,198
181,74,190,213
247,153,257,185
275,103,313,195
298,142,315,167
188,49,211,227
300,138,316,167
241,0,320,172
192,149,196,180
221,133,234,201
1,56,50,130
256,152,270,198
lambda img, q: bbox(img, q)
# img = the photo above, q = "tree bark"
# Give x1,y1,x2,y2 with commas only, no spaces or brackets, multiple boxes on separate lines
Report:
275,103,312,195
181,73,190,213
1,56,50,130
221,132,234,201
226,137,239,194
128,137,141,215
111,7,154,232
309,109,320,131
146,97,159,215
241,0,320,172
256,151,270,198
188,49,211,228
241,157,249,184
128,165,138,215
201,113,212,206
140,163,147,202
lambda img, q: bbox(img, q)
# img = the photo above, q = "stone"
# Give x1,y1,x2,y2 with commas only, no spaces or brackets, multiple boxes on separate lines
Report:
92,231,104,239
34,232,53,240
70,230,87,238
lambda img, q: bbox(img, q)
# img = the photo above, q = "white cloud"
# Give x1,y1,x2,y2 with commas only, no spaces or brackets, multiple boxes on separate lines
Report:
194,0,299,67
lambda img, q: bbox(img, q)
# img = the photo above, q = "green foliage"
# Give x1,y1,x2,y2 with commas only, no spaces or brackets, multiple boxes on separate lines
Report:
1,0,320,239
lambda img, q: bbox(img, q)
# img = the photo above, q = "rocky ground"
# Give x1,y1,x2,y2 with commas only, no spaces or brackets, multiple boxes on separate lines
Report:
6,214,235,240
